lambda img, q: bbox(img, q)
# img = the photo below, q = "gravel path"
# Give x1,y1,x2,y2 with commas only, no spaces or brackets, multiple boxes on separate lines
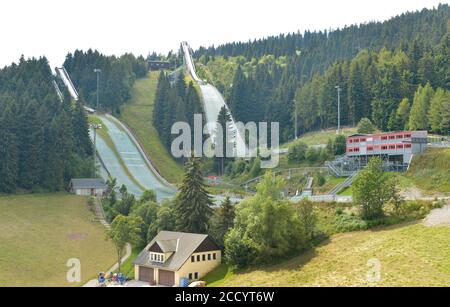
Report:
423,201,450,227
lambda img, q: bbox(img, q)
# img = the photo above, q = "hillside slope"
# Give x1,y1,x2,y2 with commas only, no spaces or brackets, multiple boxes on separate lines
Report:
0,194,116,286
405,148,450,193
207,222,450,286
120,72,184,183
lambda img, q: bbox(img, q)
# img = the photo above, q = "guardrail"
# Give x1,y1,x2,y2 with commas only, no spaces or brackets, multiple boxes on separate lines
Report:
291,194,353,203
241,167,329,187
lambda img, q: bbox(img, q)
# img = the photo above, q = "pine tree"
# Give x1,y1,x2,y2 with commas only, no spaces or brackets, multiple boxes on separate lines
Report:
409,83,434,130
428,88,447,133
175,155,213,233
395,98,411,130
348,61,365,125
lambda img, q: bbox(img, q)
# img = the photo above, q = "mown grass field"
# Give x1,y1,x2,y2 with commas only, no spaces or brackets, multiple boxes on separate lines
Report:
404,148,450,194
283,127,358,147
0,194,116,287
120,72,184,183
205,222,450,286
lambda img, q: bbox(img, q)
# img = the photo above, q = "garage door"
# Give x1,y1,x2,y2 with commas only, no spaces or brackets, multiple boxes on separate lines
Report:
138,266,154,283
159,269,175,286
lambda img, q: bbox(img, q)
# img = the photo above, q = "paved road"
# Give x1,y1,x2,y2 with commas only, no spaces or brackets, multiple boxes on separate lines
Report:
95,115,175,201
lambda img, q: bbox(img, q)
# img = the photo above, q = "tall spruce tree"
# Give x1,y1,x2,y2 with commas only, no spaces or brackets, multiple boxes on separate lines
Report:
175,155,213,233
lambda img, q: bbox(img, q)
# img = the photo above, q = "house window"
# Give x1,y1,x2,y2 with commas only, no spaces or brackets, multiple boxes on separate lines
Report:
360,138,366,142
194,272,199,280
367,147,373,151
381,136,387,140
396,145,404,149
150,253,164,263
405,134,411,138
202,254,206,261
389,145,395,149
189,273,193,280
191,256,195,262
208,254,211,260
396,135,403,139
405,144,411,148
213,253,216,260
197,255,200,262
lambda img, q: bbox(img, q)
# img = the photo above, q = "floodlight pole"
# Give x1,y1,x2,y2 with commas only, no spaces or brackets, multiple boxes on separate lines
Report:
335,85,342,134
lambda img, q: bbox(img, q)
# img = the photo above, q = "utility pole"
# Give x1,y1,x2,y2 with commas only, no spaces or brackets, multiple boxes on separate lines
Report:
94,69,102,111
335,85,341,134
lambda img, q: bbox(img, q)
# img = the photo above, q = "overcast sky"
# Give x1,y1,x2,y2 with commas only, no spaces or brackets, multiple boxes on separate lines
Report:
0,0,446,68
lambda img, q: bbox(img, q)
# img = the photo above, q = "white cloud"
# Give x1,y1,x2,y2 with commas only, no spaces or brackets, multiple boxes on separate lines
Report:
0,0,445,68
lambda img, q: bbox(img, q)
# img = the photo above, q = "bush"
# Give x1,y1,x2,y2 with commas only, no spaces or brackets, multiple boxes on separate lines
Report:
224,229,257,268
314,172,326,187
334,213,369,232
305,147,318,162
288,142,308,163
390,200,443,220
87,197,95,213
333,135,347,155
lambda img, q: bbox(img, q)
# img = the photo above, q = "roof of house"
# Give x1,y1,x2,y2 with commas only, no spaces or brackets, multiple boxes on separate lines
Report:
149,239,178,253
134,231,220,271
70,178,107,190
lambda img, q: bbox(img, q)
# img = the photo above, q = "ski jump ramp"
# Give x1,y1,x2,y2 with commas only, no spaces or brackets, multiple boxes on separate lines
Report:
181,42,247,157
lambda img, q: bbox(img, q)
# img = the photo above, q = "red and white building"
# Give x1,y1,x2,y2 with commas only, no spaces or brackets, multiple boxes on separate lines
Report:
346,131,428,165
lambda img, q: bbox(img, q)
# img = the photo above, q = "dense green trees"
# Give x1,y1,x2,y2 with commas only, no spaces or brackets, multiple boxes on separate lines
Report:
194,5,449,140
224,173,317,268
0,57,94,193
209,196,236,247
408,83,435,130
428,88,450,133
64,50,148,112
196,5,448,62
294,43,449,135
153,72,204,151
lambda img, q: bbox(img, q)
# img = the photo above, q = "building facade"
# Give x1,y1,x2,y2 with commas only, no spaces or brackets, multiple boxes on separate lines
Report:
134,231,221,286
346,131,428,165
69,178,107,197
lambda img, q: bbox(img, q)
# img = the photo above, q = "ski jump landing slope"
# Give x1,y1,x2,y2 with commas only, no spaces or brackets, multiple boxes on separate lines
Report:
56,66,176,201
181,42,247,157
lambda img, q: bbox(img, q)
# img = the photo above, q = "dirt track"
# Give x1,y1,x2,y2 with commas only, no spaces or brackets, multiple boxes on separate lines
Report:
423,200,450,227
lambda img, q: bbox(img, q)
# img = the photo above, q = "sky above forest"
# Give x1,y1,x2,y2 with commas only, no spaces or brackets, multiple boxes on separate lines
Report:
0,0,446,68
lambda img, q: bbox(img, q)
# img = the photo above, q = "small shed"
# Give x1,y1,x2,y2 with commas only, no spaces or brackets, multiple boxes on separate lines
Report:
148,61,171,71
69,178,107,197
